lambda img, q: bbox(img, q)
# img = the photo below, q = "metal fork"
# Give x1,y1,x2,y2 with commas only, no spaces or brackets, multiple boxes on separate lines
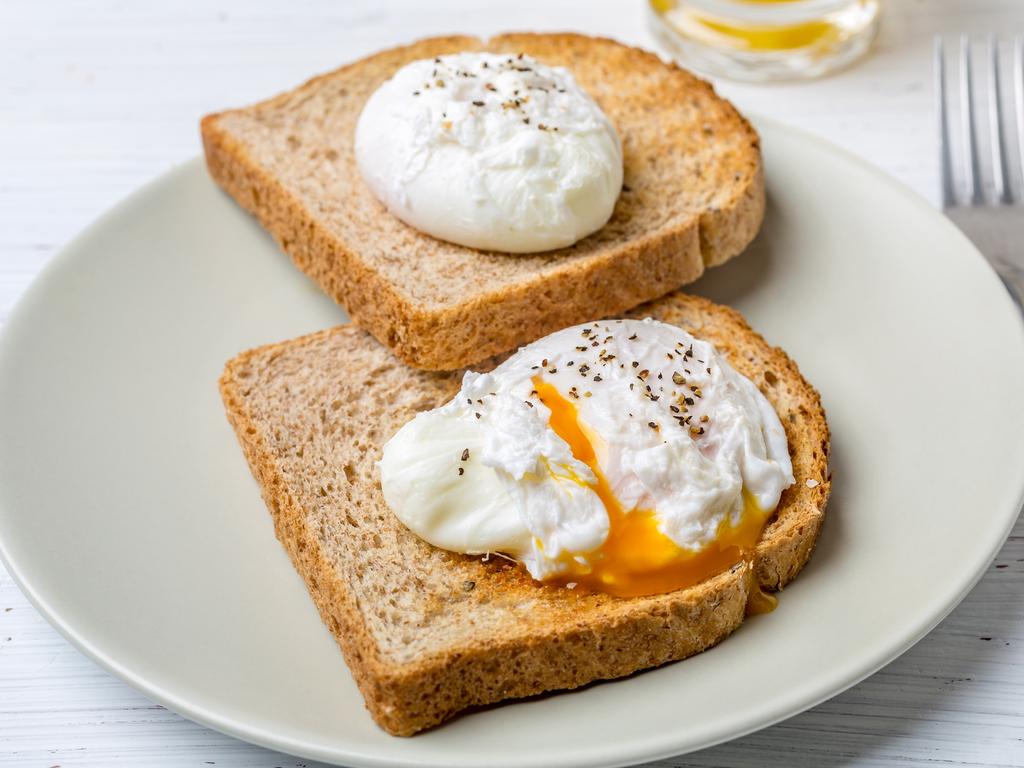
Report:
936,35,1024,308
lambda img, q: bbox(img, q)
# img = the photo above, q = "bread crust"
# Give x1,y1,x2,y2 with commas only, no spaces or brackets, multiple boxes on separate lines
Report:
202,34,764,370
219,293,829,736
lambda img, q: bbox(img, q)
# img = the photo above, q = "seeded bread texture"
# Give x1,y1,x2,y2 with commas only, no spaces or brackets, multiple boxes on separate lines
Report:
202,33,764,371
219,292,829,736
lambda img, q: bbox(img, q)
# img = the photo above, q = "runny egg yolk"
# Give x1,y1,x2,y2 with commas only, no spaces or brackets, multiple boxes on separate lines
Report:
532,378,775,601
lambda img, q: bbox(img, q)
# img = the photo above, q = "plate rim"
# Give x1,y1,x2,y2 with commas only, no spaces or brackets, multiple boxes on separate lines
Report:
1,115,1023,768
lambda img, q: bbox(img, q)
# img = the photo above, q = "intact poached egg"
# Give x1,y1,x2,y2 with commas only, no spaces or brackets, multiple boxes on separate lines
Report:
354,52,623,253
379,318,793,597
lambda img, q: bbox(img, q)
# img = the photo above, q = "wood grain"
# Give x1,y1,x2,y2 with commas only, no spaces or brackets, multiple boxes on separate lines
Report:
1,0,1023,765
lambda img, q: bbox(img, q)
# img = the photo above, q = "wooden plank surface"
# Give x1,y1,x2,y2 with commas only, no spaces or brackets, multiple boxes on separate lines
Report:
1,0,1023,765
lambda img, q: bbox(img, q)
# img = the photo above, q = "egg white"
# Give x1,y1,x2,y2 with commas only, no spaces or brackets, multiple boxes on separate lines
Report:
379,318,794,581
355,52,623,253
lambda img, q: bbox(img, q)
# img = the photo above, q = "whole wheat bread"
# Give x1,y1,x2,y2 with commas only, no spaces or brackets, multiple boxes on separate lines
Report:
219,292,829,736
202,34,764,370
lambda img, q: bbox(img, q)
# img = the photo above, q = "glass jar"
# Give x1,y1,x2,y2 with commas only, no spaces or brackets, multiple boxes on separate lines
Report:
648,0,881,81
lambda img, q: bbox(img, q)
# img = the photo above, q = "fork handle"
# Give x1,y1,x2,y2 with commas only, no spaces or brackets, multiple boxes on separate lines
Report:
945,207,1024,310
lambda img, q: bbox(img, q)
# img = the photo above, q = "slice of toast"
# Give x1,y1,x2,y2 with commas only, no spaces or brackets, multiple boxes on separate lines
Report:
219,293,829,736
202,34,764,371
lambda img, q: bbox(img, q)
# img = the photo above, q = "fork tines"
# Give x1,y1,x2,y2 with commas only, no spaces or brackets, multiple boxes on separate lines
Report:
936,35,1024,207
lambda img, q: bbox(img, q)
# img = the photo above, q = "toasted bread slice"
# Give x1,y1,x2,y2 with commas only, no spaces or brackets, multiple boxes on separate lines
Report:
202,34,764,371
219,293,829,736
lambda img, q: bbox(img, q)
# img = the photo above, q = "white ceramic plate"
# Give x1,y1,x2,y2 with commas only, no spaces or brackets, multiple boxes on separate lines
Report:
1,118,1023,768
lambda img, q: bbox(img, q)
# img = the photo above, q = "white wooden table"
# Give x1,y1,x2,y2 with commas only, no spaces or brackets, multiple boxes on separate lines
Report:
2,1,1023,765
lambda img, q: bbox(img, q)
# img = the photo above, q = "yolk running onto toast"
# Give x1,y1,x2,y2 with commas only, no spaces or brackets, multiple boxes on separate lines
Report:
532,377,773,600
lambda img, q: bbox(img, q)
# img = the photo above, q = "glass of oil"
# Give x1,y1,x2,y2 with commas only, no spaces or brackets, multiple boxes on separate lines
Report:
648,0,881,81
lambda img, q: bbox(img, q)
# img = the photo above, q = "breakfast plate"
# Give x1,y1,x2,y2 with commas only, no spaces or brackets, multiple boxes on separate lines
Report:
0,117,1022,767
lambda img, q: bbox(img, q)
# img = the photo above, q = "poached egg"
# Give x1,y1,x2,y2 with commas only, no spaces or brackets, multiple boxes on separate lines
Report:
379,318,794,598
354,52,623,253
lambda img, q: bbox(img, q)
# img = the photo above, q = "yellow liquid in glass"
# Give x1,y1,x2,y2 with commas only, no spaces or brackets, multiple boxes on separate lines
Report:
652,0,852,52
